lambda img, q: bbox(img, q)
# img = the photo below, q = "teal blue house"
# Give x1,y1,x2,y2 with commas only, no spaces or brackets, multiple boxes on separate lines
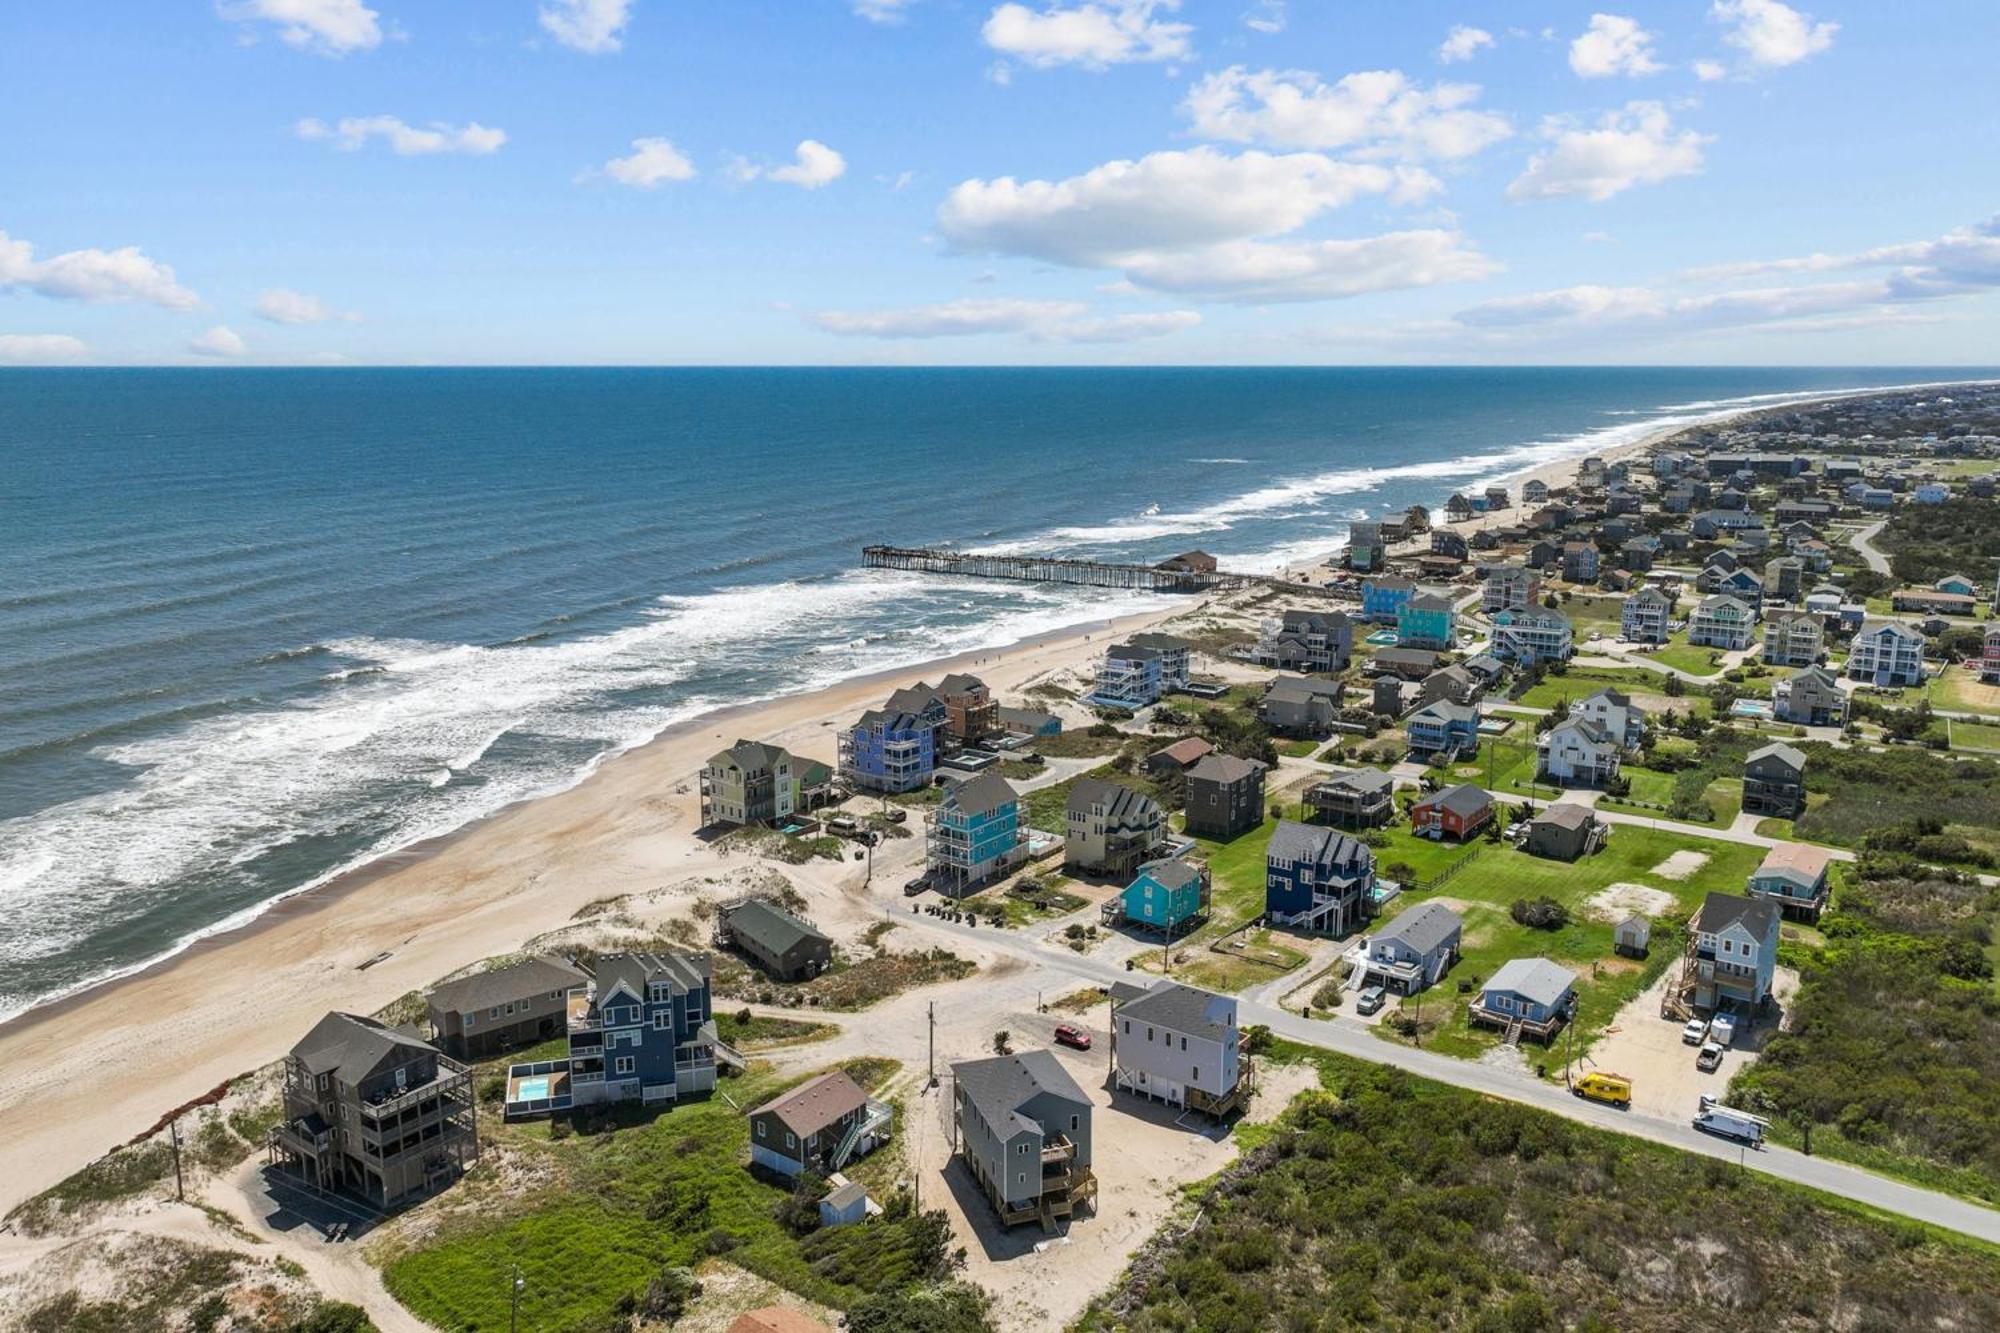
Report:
927,773,1027,896
1108,858,1211,935
1396,593,1457,650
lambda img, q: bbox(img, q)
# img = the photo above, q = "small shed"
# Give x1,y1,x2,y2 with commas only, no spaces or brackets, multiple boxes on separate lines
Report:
1614,914,1651,958
818,1173,878,1228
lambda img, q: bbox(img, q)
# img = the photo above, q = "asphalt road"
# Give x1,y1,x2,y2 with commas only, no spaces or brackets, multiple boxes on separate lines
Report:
884,895,2000,1246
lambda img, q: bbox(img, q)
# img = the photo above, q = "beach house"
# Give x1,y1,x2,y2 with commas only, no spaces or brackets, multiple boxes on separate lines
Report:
1405,699,1480,759
749,1070,892,1182
1540,716,1623,788
1255,608,1353,673
1108,978,1252,1119
1107,858,1211,936
270,1013,479,1207
1524,803,1605,861
1265,820,1376,936
1470,958,1577,1043
1305,766,1396,829
1357,901,1462,995
1258,674,1344,736
1689,595,1755,651
1065,777,1165,877
1761,612,1825,667
1361,576,1416,623
701,739,833,829
1981,623,2000,684
951,1050,1097,1231
1773,665,1848,726
1086,634,1192,709
1409,783,1494,840
1490,609,1575,665
935,673,1001,745
1483,565,1541,614
1572,686,1646,749
1396,593,1457,650
1345,521,1385,572
998,706,1063,738
1741,741,1807,819
928,773,1027,894
1182,753,1267,840
1620,585,1673,643
505,951,718,1118
1366,645,1442,680
1845,619,1926,687
1678,893,1780,1014
1562,542,1600,584
426,956,586,1060
1747,842,1833,921
838,703,941,795
716,898,834,981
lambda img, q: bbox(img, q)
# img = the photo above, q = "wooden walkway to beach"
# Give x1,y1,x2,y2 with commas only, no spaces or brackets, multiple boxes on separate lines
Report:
861,544,1349,599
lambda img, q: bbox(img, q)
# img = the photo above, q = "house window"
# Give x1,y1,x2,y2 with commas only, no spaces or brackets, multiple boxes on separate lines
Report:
489,1007,500,1020
1121,1021,1130,1035
1192,1067,1201,1083
1147,1026,1155,1042
1180,1036,1187,1051
756,1122,766,1140
654,1012,672,1030
1070,1115,1079,1132
1018,1143,1028,1156
786,1132,796,1149
614,1056,635,1076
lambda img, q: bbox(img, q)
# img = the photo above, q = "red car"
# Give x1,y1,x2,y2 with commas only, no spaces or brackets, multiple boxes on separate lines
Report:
1052,1023,1091,1050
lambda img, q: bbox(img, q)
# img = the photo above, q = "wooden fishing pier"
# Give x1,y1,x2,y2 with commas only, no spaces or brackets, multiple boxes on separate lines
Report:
861,545,1346,599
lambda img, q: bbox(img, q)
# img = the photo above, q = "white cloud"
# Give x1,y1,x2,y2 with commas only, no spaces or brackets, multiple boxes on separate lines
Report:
1243,1,1285,35
1507,101,1709,202
1693,58,1728,81
1184,66,1510,161
1685,215,2000,294
810,297,1199,342
296,116,506,156
538,0,634,54
221,0,382,56
189,325,250,358
936,147,1486,303
768,140,847,189
1117,230,1500,303
596,137,697,188
253,288,357,324
853,0,919,21
1438,25,1494,64
878,169,917,191
0,334,88,363
982,1,1191,71
0,228,199,308
1713,0,1836,68
1568,13,1663,78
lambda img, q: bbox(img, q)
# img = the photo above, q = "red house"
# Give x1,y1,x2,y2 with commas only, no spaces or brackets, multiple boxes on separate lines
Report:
1409,784,1494,841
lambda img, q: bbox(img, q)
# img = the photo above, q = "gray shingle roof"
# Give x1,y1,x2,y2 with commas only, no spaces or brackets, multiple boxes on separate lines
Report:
751,1069,867,1138
1136,857,1204,891
1112,978,1236,1042
1186,753,1265,786
947,772,1018,818
1747,740,1806,769
1417,783,1490,817
596,951,710,1005
1482,957,1575,1009
1533,802,1595,831
1068,777,1159,823
723,899,830,958
1321,765,1392,795
428,956,585,1017
1375,900,1462,955
1695,891,1779,941
1267,819,1368,866
293,1011,438,1086
953,1049,1088,1136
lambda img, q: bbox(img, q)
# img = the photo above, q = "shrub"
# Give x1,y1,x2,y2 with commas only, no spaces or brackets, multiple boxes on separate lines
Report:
1510,897,1570,930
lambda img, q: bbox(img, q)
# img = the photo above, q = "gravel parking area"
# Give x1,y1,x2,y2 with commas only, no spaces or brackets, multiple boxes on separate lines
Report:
1582,966,1797,1120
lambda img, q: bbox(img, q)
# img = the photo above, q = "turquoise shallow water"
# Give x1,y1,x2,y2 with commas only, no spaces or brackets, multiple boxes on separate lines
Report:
0,365,1983,1017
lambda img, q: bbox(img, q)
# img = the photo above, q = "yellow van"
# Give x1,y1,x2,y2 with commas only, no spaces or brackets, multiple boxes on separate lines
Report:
1571,1072,1632,1108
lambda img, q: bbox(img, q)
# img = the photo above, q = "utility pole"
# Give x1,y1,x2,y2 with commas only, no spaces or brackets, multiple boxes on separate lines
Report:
509,1266,524,1333
927,1000,936,1088
169,1117,185,1202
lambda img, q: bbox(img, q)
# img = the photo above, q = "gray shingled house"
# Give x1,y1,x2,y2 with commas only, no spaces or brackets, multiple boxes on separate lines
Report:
717,898,834,981
952,1049,1097,1232
426,955,587,1059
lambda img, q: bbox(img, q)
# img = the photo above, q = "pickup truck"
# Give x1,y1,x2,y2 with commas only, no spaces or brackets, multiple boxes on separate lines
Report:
1695,1041,1725,1072
1681,1018,1709,1045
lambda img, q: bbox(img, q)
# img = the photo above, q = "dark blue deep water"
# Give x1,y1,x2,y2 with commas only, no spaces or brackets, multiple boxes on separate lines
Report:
0,366,1983,1016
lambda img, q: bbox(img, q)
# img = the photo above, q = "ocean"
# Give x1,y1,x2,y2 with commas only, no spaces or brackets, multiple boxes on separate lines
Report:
0,366,1983,1020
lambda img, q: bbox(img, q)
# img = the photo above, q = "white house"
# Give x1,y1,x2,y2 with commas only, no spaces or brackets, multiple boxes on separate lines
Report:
1845,619,1926,687
1108,978,1249,1118
1761,612,1824,668
1689,595,1755,651
1541,717,1623,787
1571,686,1646,749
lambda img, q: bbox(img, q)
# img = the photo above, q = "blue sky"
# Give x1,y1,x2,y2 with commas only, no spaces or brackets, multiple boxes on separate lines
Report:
2,0,1996,365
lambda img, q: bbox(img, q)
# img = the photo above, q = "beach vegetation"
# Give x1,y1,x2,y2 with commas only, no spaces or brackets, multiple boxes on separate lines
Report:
381,1059,955,1331
1730,860,2000,1203
1793,744,2000,867
1877,495,2000,587
713,1010,837,1050
1074,1043,2000,1332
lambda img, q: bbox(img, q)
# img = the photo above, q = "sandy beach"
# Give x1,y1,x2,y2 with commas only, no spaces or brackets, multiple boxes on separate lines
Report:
0,390,1789,1214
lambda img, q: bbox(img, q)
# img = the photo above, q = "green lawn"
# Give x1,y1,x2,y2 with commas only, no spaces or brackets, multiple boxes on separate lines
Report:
382,1059,922,1331
1929,665,2000,718
1948,718,2000,752
713,1012,837,1050
1368,826,1765,1062
1512,664,1662,710
1647,642,1726,676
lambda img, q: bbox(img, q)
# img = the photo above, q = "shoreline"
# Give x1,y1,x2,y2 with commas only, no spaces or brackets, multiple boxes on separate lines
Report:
0,373,1988,1212
0,599,1178,1211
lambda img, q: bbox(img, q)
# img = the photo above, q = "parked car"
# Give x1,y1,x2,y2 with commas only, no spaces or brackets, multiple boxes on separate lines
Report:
1052,1023,1091,1050
1571,1071,1632,1108
1694,1094,1767,1145
1356,986,1387,1016
1681,1018,1709,1045
1696,1041,1725,1072
902,875,930,896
